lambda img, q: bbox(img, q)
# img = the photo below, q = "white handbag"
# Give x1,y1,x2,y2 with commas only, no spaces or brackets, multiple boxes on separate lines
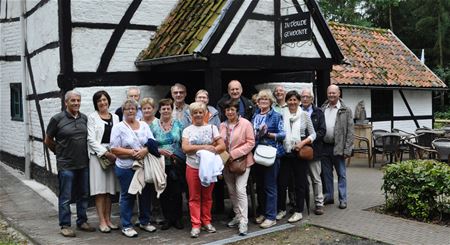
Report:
253,144,277,167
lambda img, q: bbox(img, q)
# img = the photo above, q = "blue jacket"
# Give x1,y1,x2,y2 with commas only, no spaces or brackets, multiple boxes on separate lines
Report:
252,108,286,157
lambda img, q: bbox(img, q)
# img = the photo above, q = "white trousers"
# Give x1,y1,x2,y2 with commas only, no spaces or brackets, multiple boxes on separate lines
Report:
308,160,324,207
223,167,250,224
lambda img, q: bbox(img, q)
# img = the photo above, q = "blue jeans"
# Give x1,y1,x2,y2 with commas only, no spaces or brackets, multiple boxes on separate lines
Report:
254,157,280,220
115,166,152,228
321,144,347,202
58,167,89,227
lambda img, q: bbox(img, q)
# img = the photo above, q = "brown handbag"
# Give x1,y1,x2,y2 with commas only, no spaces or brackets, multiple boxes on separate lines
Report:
227,155,247,175
297,144,314,161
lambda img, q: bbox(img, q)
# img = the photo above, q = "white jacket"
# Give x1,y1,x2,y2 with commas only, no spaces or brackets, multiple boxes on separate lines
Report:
197,150,223,187
87,111,119,157
129,154,167,198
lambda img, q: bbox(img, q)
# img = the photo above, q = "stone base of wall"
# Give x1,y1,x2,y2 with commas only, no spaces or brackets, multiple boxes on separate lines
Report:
0,150,58,193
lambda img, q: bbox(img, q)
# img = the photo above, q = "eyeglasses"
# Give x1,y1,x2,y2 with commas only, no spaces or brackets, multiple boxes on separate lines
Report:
301,96,312,99
124,107,136,111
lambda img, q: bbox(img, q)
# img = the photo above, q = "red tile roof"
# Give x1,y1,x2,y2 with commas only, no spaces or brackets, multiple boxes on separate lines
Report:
329,22,446,89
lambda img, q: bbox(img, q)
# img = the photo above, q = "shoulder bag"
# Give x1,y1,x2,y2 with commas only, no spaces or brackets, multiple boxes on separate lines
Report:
297,144,314,161
224,123,247,175
254,144,277,167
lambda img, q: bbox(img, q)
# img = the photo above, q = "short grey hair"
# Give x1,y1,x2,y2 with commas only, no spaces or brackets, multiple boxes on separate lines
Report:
64,90,81,101
121,99,139,111
171,83,186,92
189,102,206,114
300,88,314,99
126,87,141,96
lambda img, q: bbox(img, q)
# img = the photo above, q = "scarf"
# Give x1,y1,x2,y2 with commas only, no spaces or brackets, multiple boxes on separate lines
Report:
283,109,302,153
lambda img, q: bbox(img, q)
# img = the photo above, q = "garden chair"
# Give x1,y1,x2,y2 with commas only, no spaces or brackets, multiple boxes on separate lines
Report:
347,135,372,167
371,129,389,166
381,133,402,164
432,138,450,163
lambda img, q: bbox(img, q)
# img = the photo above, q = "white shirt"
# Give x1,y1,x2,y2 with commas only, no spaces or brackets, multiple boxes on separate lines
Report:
323,100,341,144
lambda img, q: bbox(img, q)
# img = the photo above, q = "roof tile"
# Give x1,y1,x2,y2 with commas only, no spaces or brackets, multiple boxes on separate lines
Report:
329,22,446,88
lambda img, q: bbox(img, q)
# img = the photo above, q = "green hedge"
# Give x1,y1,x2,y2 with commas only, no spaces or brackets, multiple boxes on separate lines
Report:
382,160,450,221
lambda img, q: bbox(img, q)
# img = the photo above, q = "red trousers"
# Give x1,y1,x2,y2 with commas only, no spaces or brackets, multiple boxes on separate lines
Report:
186,165,215,228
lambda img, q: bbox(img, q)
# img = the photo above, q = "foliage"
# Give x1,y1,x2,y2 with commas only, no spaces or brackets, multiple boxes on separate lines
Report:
318,0,450,70
435,108,450,120
382,160,450,221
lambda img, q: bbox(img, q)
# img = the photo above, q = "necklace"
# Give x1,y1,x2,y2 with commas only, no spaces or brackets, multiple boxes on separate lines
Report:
160,119,172,131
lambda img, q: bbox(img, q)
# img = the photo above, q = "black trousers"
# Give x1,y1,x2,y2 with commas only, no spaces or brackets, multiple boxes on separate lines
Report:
277,153,308,213
160,165,183,223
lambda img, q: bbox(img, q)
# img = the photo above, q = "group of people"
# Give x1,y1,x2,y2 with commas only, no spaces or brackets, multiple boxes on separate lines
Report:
44,80,354,239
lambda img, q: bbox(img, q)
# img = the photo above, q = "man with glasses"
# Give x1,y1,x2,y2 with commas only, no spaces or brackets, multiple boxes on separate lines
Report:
171,83,189,121
300,88,326,215
115,87,143,121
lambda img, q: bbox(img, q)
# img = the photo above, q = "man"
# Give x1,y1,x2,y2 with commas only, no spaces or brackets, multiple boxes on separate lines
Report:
300,88,326,215
171,83,189,121
181,89,221,128
115,87,143,121
272,85,287,113
217,80,254,121
321,85,354,209
44,90,95,237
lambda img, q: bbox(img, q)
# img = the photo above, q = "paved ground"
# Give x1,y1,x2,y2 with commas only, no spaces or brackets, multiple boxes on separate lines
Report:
0,158,449,245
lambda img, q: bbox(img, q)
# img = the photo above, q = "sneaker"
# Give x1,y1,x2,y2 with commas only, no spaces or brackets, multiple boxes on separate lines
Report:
201,224,216,233
122,227,138,238
255,215,265,224
288,212,303,223
77,222,96,232
227,216,240,228
139,223,157,232
314,206,324,215
238,222,248,236
339,202,347,209
276,210,286,220
259,219,276,229
60,226,76,237
190,228,200,238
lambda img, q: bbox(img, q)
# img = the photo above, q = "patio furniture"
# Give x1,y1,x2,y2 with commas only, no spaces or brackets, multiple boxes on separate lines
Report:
372,129,389,166
381,133,402,164
432,138,450,163
347,135,372,167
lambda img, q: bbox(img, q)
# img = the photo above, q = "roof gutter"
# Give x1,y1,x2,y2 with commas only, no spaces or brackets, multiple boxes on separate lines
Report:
135,53,207,69
336,85,448,91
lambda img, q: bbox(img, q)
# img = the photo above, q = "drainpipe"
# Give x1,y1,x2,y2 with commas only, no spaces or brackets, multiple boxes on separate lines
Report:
20,0,31,179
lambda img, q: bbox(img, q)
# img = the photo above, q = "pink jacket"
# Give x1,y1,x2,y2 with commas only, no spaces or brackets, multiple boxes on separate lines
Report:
219,117,255,167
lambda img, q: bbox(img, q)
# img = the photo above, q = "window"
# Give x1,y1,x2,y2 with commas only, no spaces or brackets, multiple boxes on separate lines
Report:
10,83,23,121
371,90,393,121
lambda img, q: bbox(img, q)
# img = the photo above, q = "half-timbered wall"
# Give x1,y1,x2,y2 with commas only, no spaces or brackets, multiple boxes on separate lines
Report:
0,0,177,190
343,88,433,132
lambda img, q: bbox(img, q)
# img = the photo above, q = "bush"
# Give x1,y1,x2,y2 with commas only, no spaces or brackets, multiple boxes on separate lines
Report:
382,160,450,221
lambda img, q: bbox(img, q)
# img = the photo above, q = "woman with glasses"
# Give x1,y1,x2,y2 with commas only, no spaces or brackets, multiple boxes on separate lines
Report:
110,99,157,238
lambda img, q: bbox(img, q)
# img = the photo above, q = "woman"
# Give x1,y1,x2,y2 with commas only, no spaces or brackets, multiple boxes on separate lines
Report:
141,97,158,127
87,90,119,233
182,102,226,238
110,99,157,238
219,99,255,236
150,98,184,230
277,90,316,223
182,89,221,128
251,89,285,229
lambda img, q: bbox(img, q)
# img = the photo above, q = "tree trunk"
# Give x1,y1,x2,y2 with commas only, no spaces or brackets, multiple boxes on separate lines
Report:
389,5,394,32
